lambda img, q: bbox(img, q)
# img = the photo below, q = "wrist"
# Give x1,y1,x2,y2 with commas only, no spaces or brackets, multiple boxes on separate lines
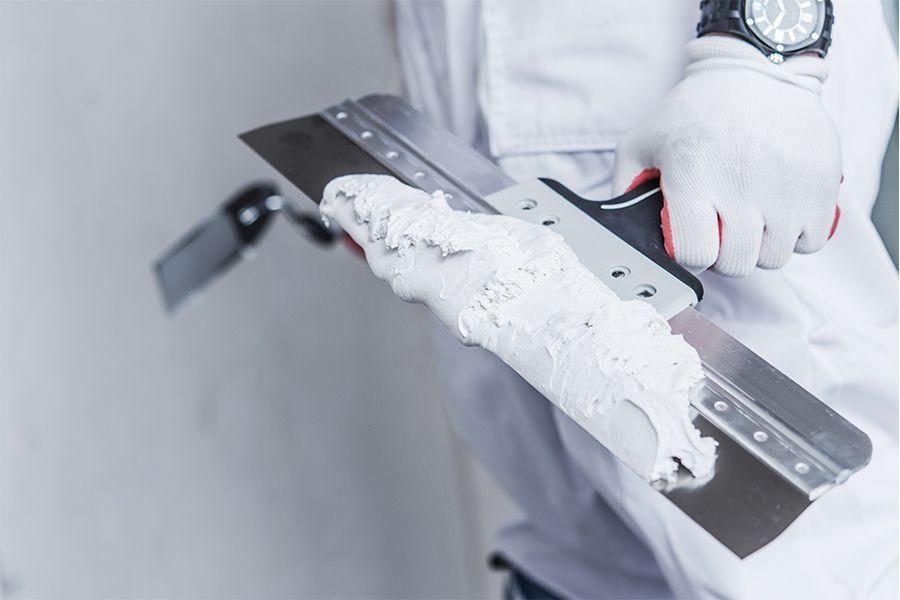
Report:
686,35,829,94
697,0,834,62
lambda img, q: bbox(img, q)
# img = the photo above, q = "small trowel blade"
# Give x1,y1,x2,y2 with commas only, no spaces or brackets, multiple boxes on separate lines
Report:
154,212,246,312
154,183,281,313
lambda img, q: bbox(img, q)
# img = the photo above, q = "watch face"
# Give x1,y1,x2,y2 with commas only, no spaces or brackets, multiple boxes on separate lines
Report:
744,0,826,53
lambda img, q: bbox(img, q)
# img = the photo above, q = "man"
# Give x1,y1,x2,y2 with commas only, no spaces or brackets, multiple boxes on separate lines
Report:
395,1,899,598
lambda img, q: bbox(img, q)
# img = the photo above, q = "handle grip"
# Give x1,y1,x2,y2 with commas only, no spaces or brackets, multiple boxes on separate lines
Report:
224,183,337,248
539,177,704,303
224,183,281,246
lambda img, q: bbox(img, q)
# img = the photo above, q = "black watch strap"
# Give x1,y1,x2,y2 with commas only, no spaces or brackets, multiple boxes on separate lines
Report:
697,0,834,60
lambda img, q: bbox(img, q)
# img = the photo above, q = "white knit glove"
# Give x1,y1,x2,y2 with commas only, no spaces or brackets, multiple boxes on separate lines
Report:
613,36,842,277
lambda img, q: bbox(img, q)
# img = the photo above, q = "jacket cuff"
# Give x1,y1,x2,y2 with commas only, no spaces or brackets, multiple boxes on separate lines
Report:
686,36,829,94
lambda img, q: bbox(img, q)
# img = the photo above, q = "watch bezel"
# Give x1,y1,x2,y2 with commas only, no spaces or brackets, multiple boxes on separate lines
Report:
743,0,828,55
696,0,834,60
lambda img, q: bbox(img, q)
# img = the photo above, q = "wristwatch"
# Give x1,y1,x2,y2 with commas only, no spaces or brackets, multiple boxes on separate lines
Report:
697,0,834,63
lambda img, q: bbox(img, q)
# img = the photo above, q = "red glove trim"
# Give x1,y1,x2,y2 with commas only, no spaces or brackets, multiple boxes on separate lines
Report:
624,168,681,259
343,233,366,259
829,174,843,239
829,205,841,240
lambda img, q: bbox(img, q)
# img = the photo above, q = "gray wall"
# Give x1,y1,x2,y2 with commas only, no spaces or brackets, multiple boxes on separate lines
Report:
875,120,898,265
875,0,899,264
0,2,511,598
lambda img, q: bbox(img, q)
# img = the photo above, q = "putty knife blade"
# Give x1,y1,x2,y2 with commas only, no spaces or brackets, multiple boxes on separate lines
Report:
239,95,872,558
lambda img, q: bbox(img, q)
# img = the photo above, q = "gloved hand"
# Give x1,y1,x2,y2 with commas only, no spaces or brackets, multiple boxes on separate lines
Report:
613,36,842,277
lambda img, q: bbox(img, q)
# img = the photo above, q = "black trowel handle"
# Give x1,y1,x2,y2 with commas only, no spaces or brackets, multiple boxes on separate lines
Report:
538,177,704,302
281,202,338,246
153,183,337,314
225,183,336,247
223,183,281,245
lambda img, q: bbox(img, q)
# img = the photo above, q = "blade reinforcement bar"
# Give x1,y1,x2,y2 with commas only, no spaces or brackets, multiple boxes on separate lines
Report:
320,98,511,212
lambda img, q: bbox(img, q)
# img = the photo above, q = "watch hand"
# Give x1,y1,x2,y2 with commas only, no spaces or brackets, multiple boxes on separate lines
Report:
773,11,785,28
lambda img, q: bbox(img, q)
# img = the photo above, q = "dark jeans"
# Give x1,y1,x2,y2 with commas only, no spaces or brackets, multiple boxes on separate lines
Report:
493,554,564,600
503,571,564,600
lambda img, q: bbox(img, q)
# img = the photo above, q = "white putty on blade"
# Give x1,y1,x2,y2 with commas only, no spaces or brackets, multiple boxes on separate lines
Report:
321,174,717,482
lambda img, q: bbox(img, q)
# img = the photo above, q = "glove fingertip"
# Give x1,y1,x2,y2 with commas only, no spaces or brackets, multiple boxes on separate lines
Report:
713,249,758,277
795,229,828,254
756,255,790,270
714,212,765,277
669,227,719,270
796,205,840,254
757,231,795,270
659,178,719,270
712,262,756,278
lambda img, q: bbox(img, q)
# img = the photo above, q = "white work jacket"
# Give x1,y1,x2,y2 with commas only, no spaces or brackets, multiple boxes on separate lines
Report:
395,1,899,597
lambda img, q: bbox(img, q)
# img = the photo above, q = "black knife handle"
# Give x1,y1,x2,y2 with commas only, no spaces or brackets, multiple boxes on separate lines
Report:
538,177,704,302
224,183,281,246
224,182,337,248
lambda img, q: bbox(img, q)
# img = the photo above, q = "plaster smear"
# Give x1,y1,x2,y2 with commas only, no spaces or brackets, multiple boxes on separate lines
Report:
321,174,716,482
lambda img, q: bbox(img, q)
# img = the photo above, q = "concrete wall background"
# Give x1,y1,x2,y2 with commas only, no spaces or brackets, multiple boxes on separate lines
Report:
875,0,899,264
0,2,512,598
0,1,895,599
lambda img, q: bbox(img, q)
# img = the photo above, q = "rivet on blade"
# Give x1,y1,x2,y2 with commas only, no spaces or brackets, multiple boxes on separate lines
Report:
265,195,283,211
633,284,657,298
609,266,631,279
239,206,259,225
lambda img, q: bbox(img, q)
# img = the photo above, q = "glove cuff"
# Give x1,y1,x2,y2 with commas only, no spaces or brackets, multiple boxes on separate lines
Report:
686,36,830,95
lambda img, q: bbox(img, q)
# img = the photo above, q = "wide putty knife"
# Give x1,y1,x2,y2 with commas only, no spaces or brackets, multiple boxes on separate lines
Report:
238,94,872,558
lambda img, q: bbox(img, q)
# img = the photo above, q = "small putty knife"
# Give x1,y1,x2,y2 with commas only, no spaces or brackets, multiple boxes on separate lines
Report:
238,94,872,558
154,183,336,312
